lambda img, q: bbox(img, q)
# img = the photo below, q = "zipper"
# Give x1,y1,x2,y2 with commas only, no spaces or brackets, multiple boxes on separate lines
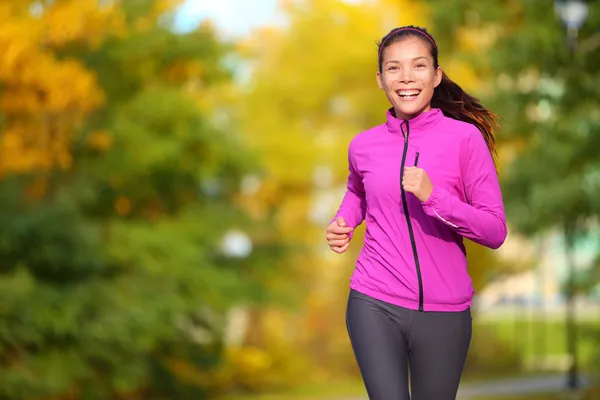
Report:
399,120,424,312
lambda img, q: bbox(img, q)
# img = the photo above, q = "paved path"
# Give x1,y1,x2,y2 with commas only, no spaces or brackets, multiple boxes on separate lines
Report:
457,373,588,398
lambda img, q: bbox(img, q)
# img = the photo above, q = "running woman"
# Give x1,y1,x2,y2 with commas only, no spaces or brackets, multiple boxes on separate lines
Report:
326,25,507,400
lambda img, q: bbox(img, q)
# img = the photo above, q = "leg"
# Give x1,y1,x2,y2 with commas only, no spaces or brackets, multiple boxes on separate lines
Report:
408,308,472,400
345,290,410,400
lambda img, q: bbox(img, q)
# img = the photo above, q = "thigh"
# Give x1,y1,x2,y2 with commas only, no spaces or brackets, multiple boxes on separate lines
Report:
345,290,410,400
408,308,472,400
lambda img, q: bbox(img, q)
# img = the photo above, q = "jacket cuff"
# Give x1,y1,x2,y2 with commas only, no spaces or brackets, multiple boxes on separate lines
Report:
421,185,443,208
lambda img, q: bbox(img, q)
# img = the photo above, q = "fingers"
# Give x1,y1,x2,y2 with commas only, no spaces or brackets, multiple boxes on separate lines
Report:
329,223,353,235
402,176,420,190
328,237,349,247
403,167,423,179
402,175,420,185
327,233,350,253
331,242,349,254
402,167,422,190
326,219,352,253
326,230,350,246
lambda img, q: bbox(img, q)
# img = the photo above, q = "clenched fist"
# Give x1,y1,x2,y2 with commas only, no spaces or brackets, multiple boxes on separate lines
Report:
326,217,353,254
402,167,433,202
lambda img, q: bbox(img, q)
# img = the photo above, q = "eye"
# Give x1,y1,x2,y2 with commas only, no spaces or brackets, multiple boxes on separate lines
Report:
415,63,426,68
388,66,398,71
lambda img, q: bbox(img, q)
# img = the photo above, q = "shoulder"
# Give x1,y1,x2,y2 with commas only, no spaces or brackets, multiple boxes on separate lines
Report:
438,116,485,150
348,123,386,153
438,115,481,139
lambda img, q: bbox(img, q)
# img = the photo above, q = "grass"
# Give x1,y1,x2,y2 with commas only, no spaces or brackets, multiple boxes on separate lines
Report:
475,317,598,368
218,379,365,400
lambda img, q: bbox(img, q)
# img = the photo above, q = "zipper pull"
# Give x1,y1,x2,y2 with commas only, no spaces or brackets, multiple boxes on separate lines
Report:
401,120,410,143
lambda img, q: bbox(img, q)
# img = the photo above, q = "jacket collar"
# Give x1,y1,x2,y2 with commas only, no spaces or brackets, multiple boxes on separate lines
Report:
385,107,443,135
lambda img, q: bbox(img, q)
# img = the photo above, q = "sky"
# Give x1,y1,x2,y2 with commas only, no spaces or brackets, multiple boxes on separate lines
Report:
174,0,282,37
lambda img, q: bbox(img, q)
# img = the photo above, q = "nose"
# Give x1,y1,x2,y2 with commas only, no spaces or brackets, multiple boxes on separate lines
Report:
398,67,415,84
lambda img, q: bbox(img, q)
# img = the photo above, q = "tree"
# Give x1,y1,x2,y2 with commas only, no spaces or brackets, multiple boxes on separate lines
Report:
428,0,600,390
0,1,278,398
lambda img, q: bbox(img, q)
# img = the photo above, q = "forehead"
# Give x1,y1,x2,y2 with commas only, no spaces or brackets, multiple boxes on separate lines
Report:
382,36,433,62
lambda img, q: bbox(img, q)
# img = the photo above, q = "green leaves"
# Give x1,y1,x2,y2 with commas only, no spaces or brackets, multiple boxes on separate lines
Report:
0,1,275,399
431,1,600,237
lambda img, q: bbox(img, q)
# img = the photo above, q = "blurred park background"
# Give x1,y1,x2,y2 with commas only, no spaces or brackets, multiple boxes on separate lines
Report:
0,0,599,399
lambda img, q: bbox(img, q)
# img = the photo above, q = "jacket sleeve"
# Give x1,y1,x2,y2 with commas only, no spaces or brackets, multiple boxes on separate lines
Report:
332,140,366,237
421,127,507,249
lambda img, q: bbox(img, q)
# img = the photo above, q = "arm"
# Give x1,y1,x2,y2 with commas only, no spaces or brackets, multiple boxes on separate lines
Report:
421,128,507,249
333,141,366,236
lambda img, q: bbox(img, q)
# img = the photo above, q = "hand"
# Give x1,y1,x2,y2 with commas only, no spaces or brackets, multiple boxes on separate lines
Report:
402,167,433,202
326,217,353,254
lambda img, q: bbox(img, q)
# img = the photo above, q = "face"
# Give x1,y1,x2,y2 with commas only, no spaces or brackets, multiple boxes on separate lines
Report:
376,36,442,120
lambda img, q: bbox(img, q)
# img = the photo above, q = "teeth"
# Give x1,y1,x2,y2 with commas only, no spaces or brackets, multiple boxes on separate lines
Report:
398,90,421,96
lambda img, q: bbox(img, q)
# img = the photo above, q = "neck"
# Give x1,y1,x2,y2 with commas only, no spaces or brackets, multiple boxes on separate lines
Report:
393,104,432,121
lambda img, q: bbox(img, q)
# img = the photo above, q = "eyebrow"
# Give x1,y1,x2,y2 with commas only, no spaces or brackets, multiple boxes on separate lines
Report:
385,56,429,65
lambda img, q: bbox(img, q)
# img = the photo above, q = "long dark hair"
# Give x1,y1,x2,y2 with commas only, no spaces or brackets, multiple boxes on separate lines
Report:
377,26,499,159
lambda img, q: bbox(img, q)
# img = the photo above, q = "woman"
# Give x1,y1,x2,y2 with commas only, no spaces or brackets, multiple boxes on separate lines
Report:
326,25,507,400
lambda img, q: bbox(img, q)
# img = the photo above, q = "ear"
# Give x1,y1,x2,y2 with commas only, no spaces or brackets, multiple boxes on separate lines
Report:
376,71,384,90
434,66,443,88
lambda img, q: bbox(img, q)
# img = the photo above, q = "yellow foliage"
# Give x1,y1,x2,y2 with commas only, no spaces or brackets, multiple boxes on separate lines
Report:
230,346,273,372
216,310,315,392
224,346,274,390
87,130,114,152
0,124,73,173
152,0,186,18
0,1,118,176
165,60,204,83
455,26,500,54
42,0,125,47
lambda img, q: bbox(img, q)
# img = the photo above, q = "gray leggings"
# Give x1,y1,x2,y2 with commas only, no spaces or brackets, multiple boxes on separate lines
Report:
346,289,472,400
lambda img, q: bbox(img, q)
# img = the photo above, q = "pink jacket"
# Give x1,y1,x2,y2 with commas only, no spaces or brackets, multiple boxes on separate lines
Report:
334,107,507,312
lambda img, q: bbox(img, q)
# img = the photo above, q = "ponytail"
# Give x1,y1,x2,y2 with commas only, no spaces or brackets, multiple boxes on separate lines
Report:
432,72,499,161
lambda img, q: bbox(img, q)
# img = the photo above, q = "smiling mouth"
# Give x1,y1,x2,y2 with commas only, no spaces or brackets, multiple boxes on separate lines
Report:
396,89,421,100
